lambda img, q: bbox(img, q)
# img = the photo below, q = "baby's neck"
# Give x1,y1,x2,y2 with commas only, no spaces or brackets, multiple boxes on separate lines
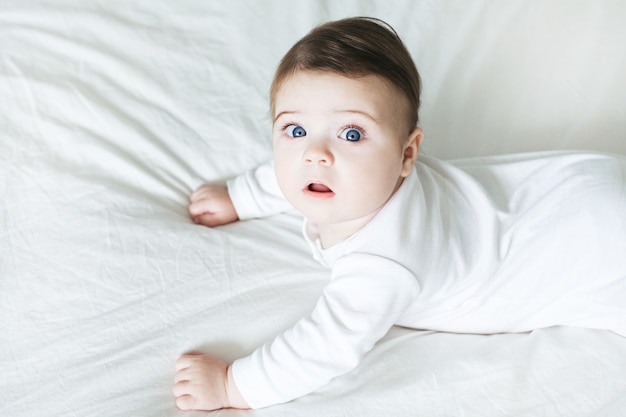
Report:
317,210,380,249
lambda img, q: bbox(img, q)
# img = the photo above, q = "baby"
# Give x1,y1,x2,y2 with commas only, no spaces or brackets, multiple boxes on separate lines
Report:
174,17,626,411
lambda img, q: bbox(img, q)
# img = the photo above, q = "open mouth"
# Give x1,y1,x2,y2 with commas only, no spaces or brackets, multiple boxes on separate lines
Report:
308,183,333,193
304,182,335,199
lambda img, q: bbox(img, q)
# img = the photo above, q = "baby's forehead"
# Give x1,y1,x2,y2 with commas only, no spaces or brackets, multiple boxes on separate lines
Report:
272,70,411,124
276,69,396,93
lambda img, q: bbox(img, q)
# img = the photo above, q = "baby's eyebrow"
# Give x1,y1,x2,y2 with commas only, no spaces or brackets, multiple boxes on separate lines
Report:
337,109,379,123
273,111,297,123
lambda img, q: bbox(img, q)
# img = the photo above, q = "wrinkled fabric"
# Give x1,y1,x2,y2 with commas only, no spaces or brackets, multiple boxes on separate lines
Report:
2,1,626,416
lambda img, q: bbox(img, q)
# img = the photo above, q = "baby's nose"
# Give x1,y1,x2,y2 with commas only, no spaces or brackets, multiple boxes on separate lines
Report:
303,140,334,165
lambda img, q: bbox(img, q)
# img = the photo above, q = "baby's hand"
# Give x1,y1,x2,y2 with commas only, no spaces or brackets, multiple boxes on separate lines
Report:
189,184,238,227
173,352,249,411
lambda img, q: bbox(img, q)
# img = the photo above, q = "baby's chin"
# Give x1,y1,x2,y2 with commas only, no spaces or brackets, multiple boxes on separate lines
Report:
297,210,334,225
304,210,379,232
296,208,341,226
287,194,384,227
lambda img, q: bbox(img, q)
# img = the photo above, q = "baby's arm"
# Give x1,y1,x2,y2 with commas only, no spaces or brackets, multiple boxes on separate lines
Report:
173,256,418,410
189,160,292,227
232,255,420,408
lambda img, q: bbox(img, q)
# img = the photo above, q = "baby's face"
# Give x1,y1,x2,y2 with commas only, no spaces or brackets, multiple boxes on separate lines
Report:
272,70,420,230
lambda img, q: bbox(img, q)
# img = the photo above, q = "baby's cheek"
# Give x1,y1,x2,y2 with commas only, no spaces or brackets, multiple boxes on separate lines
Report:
275,173,299,206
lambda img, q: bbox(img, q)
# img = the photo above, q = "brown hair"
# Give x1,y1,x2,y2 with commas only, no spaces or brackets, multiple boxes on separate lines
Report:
270,17,421,132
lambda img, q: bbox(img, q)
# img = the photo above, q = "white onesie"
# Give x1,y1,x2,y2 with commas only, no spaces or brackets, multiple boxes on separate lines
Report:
226,151,626,409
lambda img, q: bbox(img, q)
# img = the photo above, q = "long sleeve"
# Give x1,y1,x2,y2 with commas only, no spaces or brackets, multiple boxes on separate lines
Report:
231,254,420,409
226,160,292,220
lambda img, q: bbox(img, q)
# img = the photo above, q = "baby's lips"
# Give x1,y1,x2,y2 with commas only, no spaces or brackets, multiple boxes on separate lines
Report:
308,183,333,193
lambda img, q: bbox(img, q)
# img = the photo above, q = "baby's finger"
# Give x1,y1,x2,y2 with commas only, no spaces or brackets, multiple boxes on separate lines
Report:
173,377,191,395
175,393,197,411
174,366,191,383
176,351,206,370
189,202,209,218
193,212,223,228
175,355,194,371
189,185,208,203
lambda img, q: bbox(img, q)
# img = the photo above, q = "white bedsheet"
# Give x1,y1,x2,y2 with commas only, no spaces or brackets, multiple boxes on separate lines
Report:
1,1,625,416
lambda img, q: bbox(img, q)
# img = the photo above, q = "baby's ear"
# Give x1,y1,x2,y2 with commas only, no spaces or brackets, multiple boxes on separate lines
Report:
400,128,423,176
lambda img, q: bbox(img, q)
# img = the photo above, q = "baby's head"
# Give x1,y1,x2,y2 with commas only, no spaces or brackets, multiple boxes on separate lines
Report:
270,17,421,134
270,18,424,242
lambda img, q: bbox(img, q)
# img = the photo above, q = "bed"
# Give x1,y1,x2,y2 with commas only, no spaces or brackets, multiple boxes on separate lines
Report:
2,1,625,416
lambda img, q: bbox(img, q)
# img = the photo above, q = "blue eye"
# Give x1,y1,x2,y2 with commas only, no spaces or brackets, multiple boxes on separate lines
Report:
340,127,362,142
286,125,307,138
